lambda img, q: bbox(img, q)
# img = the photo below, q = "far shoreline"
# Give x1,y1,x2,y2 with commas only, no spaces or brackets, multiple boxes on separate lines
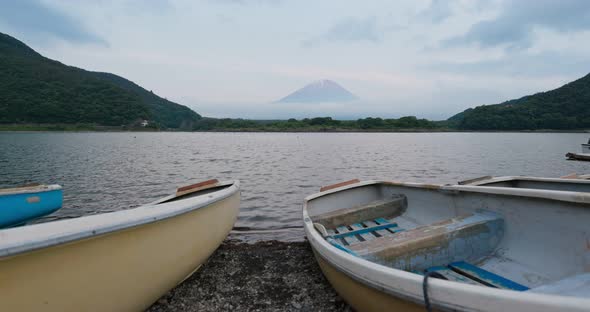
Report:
0,127,588,134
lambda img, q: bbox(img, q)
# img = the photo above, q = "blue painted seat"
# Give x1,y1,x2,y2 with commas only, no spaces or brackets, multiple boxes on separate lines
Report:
326,218,403,245
425,261,529,291
325,217,405,253
328,219,402,240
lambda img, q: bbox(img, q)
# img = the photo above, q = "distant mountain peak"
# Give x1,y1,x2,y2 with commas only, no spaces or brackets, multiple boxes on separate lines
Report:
0,33,40,57
310,79,336,86
277,79,358,103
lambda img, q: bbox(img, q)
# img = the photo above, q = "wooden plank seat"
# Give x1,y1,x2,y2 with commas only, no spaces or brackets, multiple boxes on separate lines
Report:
348,212,505,272
424,261,529,291
317,217,406,256
325,217,405,247
312,195,407,229
330,220,402,240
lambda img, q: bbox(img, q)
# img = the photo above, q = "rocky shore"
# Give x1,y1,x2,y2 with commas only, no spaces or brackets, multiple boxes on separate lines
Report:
148,239,351,312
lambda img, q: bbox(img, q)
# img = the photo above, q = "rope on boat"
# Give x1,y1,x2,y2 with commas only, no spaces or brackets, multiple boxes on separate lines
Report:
422,270,444,312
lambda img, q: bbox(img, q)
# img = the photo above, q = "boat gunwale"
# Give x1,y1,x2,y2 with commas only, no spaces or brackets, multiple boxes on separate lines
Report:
463,176,590,187
0,180,240,258
0,184,62,196
303,180,590,311
304,179,590,205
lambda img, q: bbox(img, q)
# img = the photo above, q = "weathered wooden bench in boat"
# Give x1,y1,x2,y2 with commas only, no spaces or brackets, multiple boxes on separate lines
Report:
303,179,590,312
0,179,240,312
458,175,590,193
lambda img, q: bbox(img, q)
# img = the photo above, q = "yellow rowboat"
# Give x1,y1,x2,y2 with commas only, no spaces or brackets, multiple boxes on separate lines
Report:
304,179,590,312
0,179,240,312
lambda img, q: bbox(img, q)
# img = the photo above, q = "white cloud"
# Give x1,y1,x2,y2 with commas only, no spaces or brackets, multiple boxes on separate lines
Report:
301,16,384,47
443,0,590,50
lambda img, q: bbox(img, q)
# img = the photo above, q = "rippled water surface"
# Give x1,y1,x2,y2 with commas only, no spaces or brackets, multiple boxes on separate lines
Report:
1,132,588,241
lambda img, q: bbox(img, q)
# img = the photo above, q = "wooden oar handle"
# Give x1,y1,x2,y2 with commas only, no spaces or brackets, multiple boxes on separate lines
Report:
176,179,219,196
560,173,578,179
320,179,360,192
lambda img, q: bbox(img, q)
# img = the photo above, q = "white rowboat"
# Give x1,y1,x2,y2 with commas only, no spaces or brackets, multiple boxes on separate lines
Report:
303,179,590,312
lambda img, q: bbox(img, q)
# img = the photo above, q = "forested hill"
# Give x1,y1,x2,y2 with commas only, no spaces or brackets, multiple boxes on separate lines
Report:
449,73,590,130
0,32,200,128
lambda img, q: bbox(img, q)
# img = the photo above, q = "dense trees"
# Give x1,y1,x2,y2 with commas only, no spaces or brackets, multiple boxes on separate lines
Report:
450,73,590,130
192,116,438,131
93,73,200,128
0,32,200,128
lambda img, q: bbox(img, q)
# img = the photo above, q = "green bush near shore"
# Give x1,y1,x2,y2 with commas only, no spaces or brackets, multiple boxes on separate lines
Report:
0,116,442,132
192,116,439,131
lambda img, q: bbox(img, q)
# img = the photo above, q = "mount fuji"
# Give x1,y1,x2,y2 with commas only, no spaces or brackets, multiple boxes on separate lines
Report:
277,80,359,103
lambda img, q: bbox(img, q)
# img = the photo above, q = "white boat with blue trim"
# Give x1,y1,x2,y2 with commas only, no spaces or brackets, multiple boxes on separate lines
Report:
303,179,590,311
0,179,240,312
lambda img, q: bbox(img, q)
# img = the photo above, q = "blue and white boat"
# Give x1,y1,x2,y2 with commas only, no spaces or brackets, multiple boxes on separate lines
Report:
0,184,62,228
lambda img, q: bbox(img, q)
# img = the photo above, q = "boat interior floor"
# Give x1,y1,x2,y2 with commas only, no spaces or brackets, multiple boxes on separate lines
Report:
312,199,589,296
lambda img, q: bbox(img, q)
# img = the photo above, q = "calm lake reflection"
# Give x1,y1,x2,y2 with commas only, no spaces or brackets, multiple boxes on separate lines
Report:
1,132,588,241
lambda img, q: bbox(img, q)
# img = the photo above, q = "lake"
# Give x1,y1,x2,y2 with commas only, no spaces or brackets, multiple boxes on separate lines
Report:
1,132,588,241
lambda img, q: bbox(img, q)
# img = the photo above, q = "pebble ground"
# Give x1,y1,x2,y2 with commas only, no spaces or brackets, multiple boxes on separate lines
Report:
147,239,352,312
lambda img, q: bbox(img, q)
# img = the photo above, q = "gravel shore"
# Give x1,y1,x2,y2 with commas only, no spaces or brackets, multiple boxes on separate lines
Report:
147,239,351,312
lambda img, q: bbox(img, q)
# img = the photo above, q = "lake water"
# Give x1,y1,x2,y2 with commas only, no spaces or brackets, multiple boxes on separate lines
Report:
1,132,588,241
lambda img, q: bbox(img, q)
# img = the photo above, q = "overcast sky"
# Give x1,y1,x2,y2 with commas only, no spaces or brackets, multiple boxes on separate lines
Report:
1,0,590,120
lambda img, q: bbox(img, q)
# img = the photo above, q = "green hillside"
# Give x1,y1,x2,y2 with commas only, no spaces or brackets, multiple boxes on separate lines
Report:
0,32,200,128
450,73,590,130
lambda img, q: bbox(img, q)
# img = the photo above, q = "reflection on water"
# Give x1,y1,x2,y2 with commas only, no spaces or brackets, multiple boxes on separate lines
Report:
0,132,588,241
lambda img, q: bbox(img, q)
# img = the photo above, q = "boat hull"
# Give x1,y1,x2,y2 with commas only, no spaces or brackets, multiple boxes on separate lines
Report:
567,152,590,161
0,186,62,228
312,249,423,312
0,190,239,311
